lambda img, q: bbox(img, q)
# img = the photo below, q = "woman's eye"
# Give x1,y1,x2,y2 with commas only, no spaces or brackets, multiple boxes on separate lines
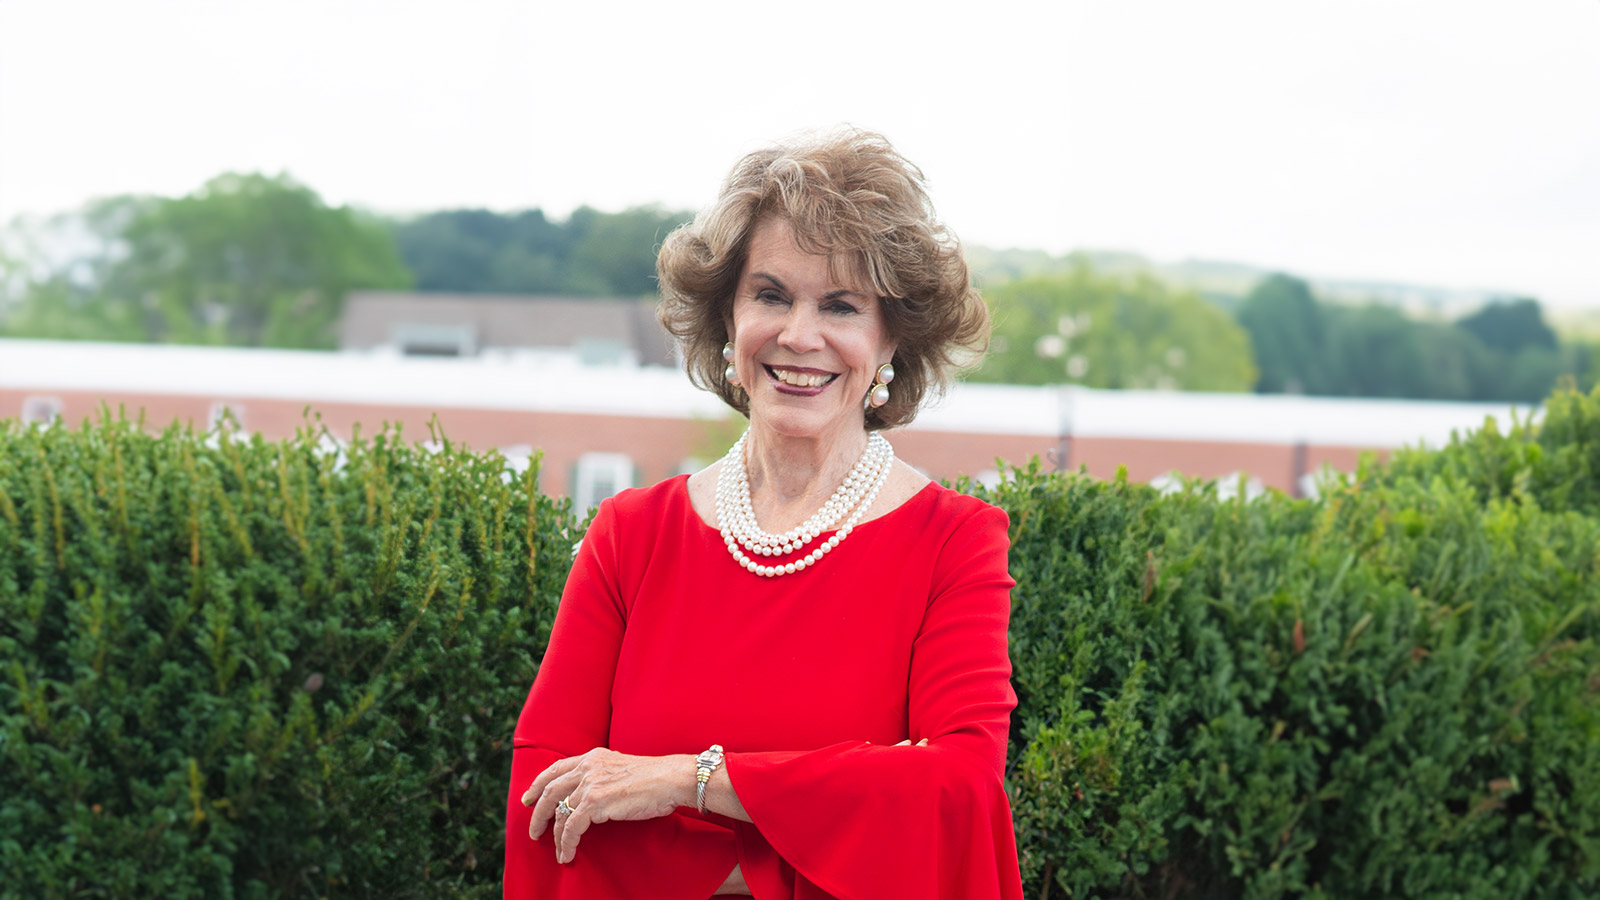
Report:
826,301,860,315
757,290,788,306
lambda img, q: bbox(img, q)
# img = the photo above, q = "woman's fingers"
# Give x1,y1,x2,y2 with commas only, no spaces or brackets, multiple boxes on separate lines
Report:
522,756,575,806
524,748,690,861
550,790,567,850
528,767,585,840
554,786,595,865
892,738,931,746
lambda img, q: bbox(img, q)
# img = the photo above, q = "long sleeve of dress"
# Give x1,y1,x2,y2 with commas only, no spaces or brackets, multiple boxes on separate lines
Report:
503,498,738,899
724,503,1026,900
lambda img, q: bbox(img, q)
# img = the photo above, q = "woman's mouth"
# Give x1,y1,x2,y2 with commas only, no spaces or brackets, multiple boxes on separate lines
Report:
765,365,838,394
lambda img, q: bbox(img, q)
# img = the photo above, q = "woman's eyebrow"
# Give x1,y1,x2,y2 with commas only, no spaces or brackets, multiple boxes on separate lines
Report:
750,272,864,301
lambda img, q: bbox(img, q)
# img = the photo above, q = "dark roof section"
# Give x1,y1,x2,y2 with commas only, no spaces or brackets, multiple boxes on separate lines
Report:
339,291,677,367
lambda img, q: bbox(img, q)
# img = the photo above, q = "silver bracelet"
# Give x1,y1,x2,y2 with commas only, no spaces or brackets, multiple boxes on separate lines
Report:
694,744,724,815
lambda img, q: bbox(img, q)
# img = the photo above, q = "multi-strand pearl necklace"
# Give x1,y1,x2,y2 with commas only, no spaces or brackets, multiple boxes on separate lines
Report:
716,431,895,577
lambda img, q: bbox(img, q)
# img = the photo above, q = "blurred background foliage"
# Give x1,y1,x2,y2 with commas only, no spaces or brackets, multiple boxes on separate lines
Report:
2,172,1595,402
973,266,1257,391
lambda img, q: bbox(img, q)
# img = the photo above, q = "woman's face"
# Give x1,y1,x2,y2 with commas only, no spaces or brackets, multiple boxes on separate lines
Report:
728,217,897,441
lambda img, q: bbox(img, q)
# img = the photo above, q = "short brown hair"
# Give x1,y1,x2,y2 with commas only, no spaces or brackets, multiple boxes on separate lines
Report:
656,128,989,430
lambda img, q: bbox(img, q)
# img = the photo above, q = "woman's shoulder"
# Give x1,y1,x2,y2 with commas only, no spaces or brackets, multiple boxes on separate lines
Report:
601,474,688,515
896,475,1007,527
877,479,1013,594
867,470,1009,556
594,474,694,529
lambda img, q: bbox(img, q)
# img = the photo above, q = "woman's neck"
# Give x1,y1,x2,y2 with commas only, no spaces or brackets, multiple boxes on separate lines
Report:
743,420,868,513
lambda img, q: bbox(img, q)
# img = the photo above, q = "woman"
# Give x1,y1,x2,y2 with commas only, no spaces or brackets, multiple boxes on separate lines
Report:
505,129,1024,899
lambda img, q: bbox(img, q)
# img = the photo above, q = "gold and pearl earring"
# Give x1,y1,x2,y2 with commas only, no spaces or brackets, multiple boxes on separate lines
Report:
865,363,894,409
723,342,742,387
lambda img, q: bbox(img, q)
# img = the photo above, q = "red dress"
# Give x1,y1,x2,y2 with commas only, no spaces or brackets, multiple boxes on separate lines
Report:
504,475,1025,900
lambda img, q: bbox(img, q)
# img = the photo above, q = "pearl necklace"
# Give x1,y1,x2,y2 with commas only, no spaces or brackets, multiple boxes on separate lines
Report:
716,431,894,577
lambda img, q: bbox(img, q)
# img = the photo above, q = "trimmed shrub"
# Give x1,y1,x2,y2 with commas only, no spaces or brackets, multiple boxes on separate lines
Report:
1,412,573,898
4,390,1598,898
1379,383,1600,517
990,460,1599,898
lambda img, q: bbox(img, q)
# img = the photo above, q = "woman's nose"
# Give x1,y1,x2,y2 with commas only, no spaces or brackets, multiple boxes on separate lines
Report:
777,306,825,352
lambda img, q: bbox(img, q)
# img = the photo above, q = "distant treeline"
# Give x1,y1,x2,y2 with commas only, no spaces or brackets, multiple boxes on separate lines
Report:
974,266,1595,402
0,174,688,348
0,172,1592,402
394,206,690,297
1236,275,1584,402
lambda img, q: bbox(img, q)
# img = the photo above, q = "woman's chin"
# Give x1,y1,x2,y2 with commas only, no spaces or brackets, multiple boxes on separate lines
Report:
748,398,859,440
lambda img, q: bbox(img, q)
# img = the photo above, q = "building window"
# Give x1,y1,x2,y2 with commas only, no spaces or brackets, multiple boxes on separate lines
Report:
1148,471,1185,496
574,452,633,512
21,396,62,426
208,401,246,431
1216,471,1267,503
500,444,538,487
575,338,634,367
391,323,477,357
1299,466,1351,501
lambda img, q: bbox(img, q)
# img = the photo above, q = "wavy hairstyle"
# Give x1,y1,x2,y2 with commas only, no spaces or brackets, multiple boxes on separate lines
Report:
656,128,989,430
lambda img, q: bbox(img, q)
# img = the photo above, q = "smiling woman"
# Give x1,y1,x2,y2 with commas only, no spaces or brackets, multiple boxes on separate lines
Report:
723,217,898,442
504,129,1023,899
657,130,991,433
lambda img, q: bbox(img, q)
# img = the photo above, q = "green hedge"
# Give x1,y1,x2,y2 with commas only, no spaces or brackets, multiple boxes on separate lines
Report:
3,392,1597,898
1,413,572,897
993,386,1600,898
1378,385,1600,518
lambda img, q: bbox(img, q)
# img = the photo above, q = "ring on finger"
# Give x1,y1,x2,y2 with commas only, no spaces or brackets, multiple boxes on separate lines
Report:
556,797,574,816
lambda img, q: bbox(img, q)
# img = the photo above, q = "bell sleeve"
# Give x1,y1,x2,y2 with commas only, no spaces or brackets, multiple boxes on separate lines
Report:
724,503,1026,900
504,497,738,899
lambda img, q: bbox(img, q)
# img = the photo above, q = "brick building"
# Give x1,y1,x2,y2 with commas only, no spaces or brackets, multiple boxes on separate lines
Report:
1,337,1530,510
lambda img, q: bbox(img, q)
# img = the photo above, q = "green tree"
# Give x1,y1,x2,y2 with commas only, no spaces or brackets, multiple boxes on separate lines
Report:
394,208,567,294
973,265,1256,390
1324,304,1436,398
1504,346,1565,402
1563,340,1600,392
0,201,155,343
1456,297,1558,355
109,173,411,347
390,205,690,297
0,236,24,325
568,206,687,296
1235,274,1333,394
0,280,146,342
1408,321,1487,400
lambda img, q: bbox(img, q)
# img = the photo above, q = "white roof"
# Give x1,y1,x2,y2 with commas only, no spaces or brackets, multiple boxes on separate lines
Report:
2,337,727,420
2,338,1535,448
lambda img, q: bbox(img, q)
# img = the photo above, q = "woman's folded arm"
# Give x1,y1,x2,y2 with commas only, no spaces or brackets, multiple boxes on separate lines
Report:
505,498,738,899
724,504,1025,900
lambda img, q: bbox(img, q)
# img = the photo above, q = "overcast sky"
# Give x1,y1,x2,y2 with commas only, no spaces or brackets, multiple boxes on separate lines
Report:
2,0,1596,306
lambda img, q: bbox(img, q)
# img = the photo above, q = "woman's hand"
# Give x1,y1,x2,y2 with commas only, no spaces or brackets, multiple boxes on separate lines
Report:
521,748,694,864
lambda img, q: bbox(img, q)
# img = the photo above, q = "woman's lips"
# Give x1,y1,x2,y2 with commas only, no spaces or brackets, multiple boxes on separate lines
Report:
765,365,838,395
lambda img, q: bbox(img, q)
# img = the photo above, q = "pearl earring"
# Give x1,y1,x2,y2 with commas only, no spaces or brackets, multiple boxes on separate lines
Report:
723,342,742,387
865,363,894,409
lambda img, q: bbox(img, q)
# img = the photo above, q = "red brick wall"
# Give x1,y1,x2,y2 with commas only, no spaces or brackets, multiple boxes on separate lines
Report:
1,388,1383,499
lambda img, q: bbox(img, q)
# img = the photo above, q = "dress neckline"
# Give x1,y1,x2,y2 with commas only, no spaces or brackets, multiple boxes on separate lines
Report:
677,473,942,537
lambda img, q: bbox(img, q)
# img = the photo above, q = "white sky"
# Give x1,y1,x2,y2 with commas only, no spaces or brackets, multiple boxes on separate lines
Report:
1,0,1597,306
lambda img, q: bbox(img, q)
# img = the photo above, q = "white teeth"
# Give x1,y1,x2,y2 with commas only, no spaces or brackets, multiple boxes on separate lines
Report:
772,368,831,388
